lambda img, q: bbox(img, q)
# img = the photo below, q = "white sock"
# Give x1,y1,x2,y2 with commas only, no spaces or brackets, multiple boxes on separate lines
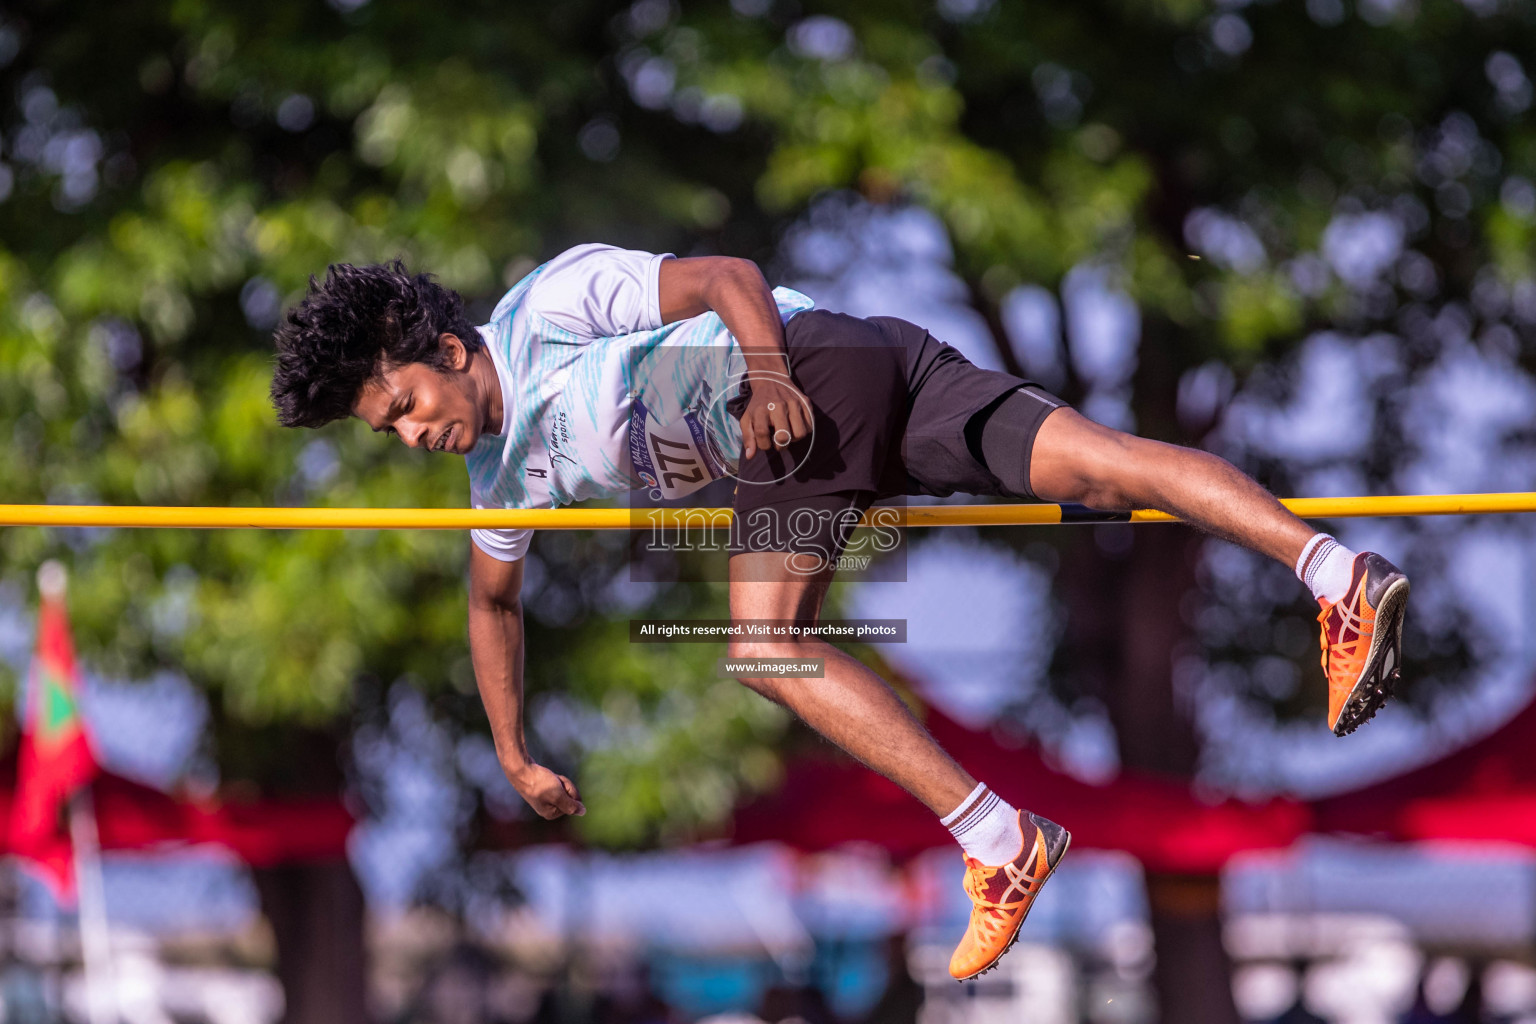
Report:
1295,533,1357,604
941,783,1025,867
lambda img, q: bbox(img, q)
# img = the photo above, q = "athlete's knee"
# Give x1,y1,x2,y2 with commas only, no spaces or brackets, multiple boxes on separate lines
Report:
1089,435,1247,511
1038,407,1260,511
1061,427,1148,510
726,636,813,702
734,673,786,704
731,664,792,705
727,636,777,662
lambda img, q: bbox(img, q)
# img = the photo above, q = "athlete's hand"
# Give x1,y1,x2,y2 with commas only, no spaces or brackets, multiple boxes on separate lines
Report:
739,374,812,460
507,762,586,819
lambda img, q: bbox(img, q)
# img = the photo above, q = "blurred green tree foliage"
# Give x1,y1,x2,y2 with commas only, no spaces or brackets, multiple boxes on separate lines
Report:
0,0,1530,853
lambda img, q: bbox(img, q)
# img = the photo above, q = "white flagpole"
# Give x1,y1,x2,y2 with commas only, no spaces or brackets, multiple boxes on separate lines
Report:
69,788,116,1024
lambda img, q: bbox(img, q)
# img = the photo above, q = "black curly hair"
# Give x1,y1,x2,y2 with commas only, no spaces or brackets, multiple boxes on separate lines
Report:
270,260,482,428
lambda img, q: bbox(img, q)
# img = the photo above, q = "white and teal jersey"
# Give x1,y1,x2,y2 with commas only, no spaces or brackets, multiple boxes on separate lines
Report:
465,244,814,561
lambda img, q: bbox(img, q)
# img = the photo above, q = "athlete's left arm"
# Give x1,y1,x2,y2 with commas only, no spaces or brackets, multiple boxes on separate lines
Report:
658,256,811,460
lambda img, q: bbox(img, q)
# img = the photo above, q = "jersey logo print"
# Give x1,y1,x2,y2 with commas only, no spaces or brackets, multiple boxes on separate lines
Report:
547,409,578,468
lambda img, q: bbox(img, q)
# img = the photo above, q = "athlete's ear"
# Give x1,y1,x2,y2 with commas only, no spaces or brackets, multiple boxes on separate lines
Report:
438,332,471,371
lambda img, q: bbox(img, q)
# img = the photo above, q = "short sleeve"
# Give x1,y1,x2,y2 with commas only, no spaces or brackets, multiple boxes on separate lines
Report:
525,243,673,338
469,489,533,562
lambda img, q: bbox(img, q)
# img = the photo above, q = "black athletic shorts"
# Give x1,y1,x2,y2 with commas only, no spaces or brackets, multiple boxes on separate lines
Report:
725,309,1066,561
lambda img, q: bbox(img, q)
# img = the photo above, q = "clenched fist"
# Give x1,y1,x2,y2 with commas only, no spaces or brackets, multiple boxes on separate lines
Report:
506,761,586,819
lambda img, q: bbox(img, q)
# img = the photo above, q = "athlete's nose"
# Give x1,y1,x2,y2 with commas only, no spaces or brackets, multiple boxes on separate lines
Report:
400,419,429,449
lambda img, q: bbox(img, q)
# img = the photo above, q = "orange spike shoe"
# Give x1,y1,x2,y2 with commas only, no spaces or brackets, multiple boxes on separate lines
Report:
948,810,1071,981
1320,551,1410,736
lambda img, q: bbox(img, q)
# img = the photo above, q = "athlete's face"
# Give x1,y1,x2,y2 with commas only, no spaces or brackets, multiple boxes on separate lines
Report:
352,333,499,455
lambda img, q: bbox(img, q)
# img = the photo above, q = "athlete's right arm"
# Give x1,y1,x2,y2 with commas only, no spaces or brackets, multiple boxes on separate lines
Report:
467,542,586,820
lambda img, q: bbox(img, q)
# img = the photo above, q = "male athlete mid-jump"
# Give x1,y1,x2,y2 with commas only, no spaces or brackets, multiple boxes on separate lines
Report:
270,245,1409,980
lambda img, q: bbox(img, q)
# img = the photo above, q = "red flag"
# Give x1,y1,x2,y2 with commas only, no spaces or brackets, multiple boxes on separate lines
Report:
11,563,99,899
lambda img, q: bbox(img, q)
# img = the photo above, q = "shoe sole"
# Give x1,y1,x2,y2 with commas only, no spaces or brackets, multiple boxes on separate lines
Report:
955,830,1073,982
1331,575,1410,737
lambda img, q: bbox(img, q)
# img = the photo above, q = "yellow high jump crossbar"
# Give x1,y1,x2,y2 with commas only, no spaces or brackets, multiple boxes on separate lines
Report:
0,492,1531,530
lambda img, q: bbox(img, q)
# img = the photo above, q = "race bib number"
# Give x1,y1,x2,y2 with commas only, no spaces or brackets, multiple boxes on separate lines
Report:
629,396,728,500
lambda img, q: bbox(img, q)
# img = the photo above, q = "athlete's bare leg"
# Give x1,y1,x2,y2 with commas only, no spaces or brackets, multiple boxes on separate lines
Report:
726,552,976,815
1027,407,1317,566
